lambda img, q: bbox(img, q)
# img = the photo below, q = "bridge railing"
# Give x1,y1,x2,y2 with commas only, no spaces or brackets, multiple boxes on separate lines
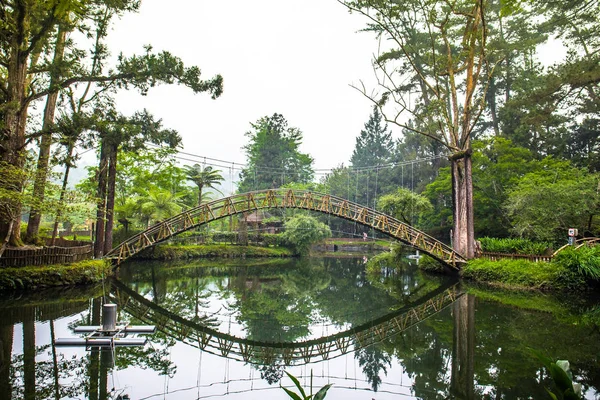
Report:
105,189,465,268
552,237,600,257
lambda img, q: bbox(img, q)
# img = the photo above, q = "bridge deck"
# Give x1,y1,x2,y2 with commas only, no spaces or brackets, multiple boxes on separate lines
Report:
105,189,466,268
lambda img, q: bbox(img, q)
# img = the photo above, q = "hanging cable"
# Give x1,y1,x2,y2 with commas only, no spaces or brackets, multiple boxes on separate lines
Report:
354,170,359,235
374,166,379,209
346,168,350,200
401,164,404,188
411,162,415,227
144,141,448,175
230,163,235,195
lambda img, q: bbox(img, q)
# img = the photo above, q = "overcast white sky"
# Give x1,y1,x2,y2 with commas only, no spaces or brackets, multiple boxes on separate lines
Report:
102,0,392,177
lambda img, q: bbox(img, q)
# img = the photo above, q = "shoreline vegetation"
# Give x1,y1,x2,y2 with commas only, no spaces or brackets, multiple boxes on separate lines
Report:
1,236,598,294
0,259,111,291
370,241,600,292
138,243,295,260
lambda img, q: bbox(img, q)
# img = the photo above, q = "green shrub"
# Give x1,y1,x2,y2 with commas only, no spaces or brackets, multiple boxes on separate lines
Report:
212,231,237,244
281,215,332,255
262,233,288,247
553,246,600,281
479,237,552,255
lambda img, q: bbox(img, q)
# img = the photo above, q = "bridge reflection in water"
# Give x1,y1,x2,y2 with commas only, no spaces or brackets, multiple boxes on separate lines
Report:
109,279,463,366
0,267,483,400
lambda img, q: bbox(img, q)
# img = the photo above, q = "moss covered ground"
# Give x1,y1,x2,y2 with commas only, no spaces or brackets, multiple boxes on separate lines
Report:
0,259,112,291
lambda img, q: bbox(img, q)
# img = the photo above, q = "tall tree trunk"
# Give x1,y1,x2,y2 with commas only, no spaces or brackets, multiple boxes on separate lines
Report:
87,298,101,400
0,324,13,400
99,350,111,400
451,153,475,259
26,26,68,243
103,143,117,254
0,220,15,259
0,12,29,247
23,317,36,400
451,294,475,400
94,141,108,257
50,320,60,400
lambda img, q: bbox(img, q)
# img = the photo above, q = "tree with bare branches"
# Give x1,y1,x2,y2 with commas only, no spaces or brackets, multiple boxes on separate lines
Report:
338,0,496,258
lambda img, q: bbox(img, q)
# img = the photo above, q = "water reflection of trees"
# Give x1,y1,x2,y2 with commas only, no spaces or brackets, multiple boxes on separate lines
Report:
2,258,599,399
356,291,600,399
0,289,178,400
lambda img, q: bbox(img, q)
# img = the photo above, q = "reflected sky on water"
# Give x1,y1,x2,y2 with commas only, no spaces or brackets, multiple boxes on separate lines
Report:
0,256,599,399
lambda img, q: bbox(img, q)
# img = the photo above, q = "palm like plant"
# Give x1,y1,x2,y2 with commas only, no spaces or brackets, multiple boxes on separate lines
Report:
183,164,225,206
140,189,183,227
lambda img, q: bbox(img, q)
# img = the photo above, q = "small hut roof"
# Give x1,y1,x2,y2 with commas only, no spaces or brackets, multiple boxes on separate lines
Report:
246,211,273,223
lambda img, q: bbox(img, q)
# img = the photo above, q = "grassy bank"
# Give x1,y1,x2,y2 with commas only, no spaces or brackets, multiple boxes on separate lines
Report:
0,259,112,291
139,244,295,260
461,258,586,291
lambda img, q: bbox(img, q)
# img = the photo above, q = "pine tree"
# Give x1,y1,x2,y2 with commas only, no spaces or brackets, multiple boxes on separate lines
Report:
350,107,393,168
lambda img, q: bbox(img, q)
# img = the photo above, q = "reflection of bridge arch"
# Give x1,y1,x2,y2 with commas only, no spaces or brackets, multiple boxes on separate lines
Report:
109,280,462,366
105,189,465,268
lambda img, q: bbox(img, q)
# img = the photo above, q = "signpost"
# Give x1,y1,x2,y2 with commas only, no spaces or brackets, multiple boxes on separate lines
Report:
568,228,578,246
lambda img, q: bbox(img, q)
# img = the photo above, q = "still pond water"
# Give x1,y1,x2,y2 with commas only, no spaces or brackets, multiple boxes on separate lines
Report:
0,256,599,399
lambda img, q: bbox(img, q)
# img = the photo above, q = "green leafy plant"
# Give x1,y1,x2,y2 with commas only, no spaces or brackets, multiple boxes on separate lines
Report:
479,237,552,255
281,215,331,255
281,370,332,400
532,349,583,400
553,246,600,281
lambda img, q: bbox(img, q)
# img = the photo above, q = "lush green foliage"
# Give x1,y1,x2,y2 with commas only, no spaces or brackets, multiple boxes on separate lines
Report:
505,160,599,243
377,188,433,226
553,246,600,281
0,260,112,291
422,139,600,243
479,237,553,255
281,215,332,255
0,0,223,245
78,148,198,233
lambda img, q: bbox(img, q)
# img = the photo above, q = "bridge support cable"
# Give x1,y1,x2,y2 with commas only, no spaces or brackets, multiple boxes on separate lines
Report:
104,189,466,268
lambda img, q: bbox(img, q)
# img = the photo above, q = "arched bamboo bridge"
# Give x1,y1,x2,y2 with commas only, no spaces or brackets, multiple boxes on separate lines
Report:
109,280,462,366
105,189,466,268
